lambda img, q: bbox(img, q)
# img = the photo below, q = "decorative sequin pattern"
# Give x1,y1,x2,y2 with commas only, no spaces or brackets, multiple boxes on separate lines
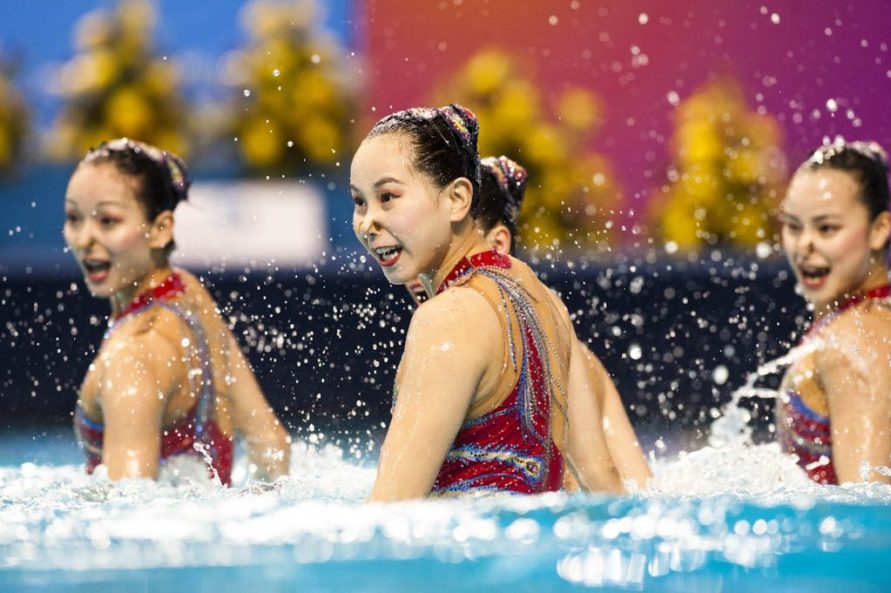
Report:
432,251,566,495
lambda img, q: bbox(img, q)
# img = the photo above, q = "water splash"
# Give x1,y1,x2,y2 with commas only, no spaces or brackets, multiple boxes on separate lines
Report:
708,339,822,449
2,435,891,592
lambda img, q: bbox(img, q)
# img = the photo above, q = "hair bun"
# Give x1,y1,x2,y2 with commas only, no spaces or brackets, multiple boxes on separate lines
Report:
482,155,528,206
436,104,479,146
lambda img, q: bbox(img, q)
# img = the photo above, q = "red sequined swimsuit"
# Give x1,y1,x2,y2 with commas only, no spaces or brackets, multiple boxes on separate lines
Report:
429,250,565,495
73,273,234,485
777,284,891,485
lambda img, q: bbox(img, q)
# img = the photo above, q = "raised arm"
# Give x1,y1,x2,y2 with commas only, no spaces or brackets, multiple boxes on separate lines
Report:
579,342,652,489
226,332,291,481
98,335,178,480
368,288,498,502
821,318,891,484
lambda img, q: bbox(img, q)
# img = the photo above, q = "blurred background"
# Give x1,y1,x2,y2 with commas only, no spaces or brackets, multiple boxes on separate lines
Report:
2,0,890,460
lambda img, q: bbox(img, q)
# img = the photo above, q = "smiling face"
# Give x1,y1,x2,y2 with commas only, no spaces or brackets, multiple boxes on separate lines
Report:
780,168,889,309
63,162,169,303
350,133,456,286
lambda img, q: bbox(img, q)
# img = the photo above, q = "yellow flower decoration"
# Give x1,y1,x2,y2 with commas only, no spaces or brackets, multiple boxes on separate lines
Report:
648,77,788,253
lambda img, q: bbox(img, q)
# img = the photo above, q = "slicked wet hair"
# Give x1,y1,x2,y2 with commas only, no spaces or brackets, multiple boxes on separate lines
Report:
367,104,481,215
81,138,191,255
801,139,890,221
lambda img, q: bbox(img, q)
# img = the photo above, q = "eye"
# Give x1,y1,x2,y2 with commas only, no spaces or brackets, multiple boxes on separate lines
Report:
818,224,839,235
779,218,800,232
64,212,80,224
380,192,397,203
98,215,119,227
351,194,365,207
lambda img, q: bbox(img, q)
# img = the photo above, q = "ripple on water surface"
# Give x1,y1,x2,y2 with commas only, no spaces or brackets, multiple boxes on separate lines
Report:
1,441,891,593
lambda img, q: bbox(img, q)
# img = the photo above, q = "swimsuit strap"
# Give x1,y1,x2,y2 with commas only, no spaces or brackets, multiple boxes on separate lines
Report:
104,271,216,445
112,273,186,321
155,301,216,441
438,250,568,459
436,250,512,294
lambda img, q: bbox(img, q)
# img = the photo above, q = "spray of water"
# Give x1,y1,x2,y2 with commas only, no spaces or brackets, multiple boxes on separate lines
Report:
708,338,823,449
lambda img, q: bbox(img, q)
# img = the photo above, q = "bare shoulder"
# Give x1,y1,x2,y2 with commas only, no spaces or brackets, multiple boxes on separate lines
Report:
409,286,500,345
819,305,891,369
95,326,182,405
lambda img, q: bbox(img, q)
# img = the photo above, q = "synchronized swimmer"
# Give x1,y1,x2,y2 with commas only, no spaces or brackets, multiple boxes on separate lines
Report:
65,139,290,485
776,139,891,484
61,110,891,493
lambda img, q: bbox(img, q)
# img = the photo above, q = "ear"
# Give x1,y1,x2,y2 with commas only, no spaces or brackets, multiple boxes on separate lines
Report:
149,210,175,250
869,211,891,251
485,224,513,255
445,177,474,223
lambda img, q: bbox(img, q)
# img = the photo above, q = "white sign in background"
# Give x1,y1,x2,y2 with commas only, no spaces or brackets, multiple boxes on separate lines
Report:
172,180,329,269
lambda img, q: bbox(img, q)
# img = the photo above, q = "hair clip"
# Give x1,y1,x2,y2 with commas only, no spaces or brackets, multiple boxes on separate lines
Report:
809,136,889,170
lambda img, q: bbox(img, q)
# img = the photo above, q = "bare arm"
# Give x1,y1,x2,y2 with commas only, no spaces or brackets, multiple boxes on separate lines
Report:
99,336,176,480
580,342,652,489
565,338,624,493
226,332,291,481
820,320,891,484
368,288,497,502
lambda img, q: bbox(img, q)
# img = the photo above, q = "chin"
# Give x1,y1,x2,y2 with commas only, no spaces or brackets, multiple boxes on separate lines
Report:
381,270,409,286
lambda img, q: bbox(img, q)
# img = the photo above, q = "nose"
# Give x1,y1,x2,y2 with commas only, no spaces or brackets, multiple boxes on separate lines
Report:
67,218,96,251
796,226,816,255
354,205,381,241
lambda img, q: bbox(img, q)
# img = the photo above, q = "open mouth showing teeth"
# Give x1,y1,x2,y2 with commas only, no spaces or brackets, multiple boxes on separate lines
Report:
799,266,829,280
82,259,111,274
374,246,402,262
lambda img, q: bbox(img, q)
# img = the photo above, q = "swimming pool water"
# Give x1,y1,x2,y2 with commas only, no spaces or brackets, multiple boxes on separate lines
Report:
1,430,890,593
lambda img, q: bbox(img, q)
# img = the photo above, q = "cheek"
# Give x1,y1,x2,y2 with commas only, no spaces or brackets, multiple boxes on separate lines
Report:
108,225,151,254
827,229,870,259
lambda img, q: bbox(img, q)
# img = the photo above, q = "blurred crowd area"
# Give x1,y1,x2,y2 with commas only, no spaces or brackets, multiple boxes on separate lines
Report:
0,0,791,257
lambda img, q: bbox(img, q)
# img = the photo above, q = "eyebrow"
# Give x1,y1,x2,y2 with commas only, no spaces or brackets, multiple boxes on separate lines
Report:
778,211,842,223
349,176,404,195
64,199,128,209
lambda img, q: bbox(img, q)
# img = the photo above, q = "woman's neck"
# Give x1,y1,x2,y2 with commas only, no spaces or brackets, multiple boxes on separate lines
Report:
420,227,491,296
813,259,890,320
110,265,174,317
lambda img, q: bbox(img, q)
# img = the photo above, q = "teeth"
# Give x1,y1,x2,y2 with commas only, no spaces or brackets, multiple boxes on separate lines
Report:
83,260,110,272
375,247,399,259
800,267,829,279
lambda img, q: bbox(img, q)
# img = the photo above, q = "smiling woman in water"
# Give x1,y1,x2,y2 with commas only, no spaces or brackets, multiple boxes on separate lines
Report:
406,153,651,491
350,105,628,501
776,138,891,484
65,138,290,485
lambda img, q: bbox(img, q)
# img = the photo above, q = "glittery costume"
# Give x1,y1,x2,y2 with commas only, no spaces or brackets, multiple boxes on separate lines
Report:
73,272,234,485
430,250,569,495
776,284,891,485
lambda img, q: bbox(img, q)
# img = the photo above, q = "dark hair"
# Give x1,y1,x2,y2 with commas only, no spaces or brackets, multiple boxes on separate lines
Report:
799,139,890,220
478,155,528,254
82,138,191,221
367,104,481,214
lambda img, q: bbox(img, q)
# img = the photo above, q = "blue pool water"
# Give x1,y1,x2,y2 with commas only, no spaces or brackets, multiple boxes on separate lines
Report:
1,429,891,593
